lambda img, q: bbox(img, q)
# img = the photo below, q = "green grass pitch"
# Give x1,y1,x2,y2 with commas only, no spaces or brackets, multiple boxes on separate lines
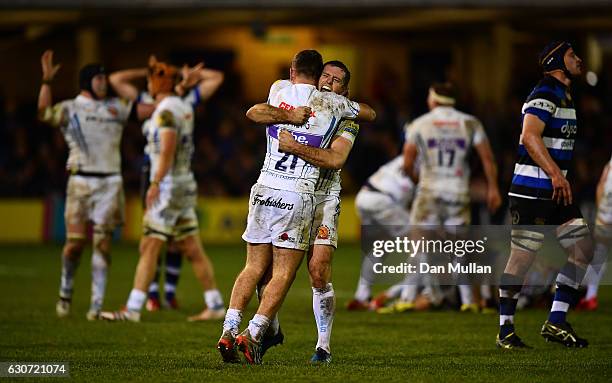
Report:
0,243,611,382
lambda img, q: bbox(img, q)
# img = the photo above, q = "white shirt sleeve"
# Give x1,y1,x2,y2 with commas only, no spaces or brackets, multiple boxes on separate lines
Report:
267,80,291,104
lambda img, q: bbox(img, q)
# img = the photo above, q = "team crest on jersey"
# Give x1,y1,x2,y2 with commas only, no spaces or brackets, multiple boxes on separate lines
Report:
107,106,118,117
317,225,330,240
156,110,176,128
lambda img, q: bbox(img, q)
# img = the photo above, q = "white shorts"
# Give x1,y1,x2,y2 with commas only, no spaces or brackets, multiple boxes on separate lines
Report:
242,183,315,251
143,178,199,241
355,188,411,237
310,194,341,248
65,174,124,238
409,188,471,227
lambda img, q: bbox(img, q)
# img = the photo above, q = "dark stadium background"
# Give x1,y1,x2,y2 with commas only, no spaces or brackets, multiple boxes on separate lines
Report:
1,1,611,208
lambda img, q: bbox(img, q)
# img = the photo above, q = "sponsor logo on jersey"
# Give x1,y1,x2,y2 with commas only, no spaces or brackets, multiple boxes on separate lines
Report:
253,194,294,210
267,125,323,147
560,123,577,138
316,225,330,240
279,102,316,117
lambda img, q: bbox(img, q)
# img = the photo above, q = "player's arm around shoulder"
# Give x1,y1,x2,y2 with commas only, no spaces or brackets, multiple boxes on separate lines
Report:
328,92,376,123
245,103,311,126
278,129,352,170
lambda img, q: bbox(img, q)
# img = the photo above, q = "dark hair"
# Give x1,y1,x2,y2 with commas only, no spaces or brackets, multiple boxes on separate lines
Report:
79,63,105,91
430,82,456,99
292,50,323,81
323,60,351,86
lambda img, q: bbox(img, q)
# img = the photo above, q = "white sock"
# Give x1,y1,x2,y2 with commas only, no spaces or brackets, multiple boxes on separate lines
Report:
247,314,271,342
126,289,147,312
386,284,404,300
584,243,608,299
313,283,335,353
59,256,79,299
458,285,474,305
90,251,108,312
480,285,492,301
586,284,599,300
399,285,418,302
354,277,371,302
204,289,224,310
223,308,243,337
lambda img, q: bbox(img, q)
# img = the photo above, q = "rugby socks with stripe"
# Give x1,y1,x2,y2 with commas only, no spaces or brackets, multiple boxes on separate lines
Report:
90,250,108,312
164,249,182,302
313,283,335,354
59,255,79,300
498,273,523,338
548,262,585,324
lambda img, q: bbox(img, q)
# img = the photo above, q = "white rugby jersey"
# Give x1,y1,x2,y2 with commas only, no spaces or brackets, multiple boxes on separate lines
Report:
315,119,360,196
140,89,200,158
145,96,195,180
257,80,360,194
366,155,415,207
405,106,487,196
51,95,132,173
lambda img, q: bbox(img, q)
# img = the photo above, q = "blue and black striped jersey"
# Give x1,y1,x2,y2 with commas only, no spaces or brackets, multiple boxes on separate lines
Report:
509,75,577,200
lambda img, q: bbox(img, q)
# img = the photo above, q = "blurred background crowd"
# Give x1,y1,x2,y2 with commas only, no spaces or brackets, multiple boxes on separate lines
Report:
0,1,611,221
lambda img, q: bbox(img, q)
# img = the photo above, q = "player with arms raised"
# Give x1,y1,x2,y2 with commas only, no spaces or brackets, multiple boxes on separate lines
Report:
38,50,134,320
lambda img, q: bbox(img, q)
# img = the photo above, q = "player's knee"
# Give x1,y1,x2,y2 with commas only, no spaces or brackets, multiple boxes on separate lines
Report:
64,238,85,258
557,218,593,263
511,229,544,253
177,238,200,262
557,218,590,247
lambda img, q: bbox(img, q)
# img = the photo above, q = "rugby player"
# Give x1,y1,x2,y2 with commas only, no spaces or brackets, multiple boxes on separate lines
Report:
497,41,591,348
577,157,611,310
395,82,501,314
246,60,361,363
346,155,416,311
100,56,225,322
38,50,134,321
217,50,376,364
109,61,224,315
